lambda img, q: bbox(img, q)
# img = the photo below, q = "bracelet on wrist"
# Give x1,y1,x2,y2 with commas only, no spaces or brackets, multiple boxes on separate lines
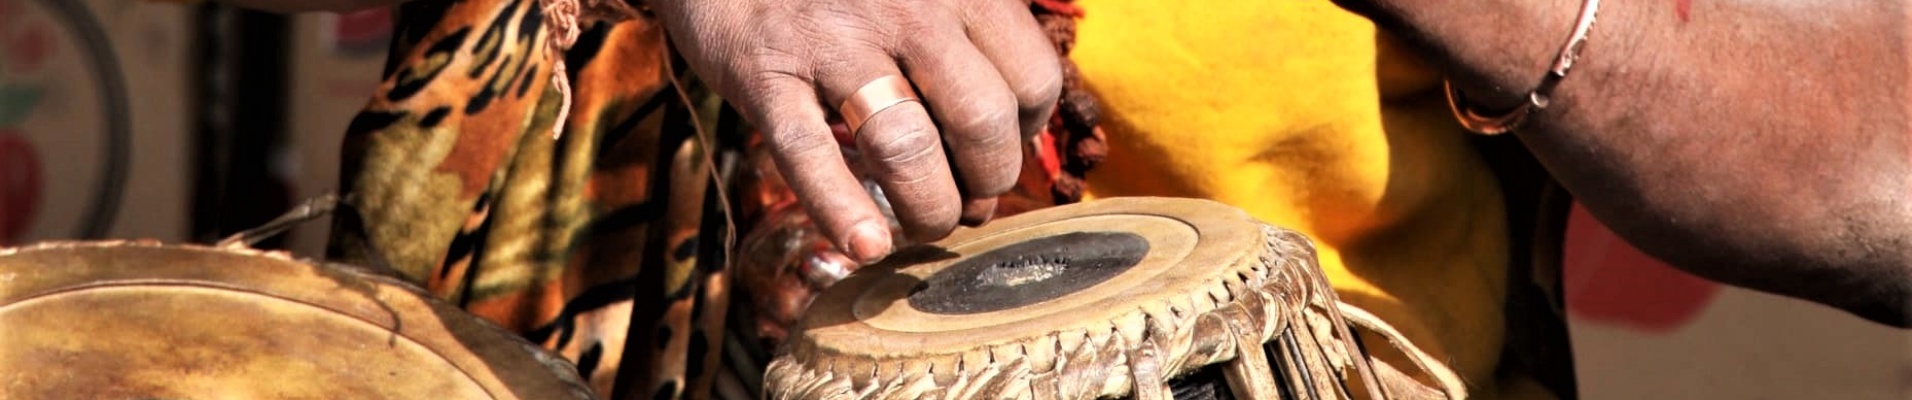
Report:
1444,0,1602,135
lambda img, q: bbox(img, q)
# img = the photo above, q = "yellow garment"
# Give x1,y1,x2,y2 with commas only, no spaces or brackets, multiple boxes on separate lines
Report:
1072,0,1521,396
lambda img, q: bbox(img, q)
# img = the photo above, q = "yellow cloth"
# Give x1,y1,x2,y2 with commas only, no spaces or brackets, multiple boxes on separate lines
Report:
1072,0,1520,396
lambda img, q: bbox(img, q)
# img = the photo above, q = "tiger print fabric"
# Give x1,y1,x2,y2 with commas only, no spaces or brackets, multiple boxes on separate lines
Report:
323,0,1109,398
324,1,730,398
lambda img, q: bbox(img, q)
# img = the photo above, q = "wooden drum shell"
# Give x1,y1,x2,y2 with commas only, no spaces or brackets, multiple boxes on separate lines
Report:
0,241,595,400
765,197,1449,400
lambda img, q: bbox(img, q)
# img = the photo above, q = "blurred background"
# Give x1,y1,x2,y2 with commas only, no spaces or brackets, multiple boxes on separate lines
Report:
0,0,381,258
2,1,1905,397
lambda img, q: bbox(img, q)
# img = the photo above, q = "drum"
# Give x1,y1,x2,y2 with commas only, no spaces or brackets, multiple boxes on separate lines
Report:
764,197,1467,400
0,241,595,399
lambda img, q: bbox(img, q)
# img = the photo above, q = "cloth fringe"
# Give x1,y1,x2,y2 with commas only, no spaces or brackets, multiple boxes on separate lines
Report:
539,0,638,138
541,0,580,138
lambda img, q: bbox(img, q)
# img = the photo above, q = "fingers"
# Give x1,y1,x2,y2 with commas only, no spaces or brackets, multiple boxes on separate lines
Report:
817,51,965,243
899,21,1024,205
962,0,1066,139
855,103,965,241
694,0,1055,257
750,74,895,264
960,197,998,227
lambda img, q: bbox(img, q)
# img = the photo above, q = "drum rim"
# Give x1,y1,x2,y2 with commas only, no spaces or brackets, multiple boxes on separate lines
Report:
0,240,596,400
796,197,1261,350
769,197,1325,398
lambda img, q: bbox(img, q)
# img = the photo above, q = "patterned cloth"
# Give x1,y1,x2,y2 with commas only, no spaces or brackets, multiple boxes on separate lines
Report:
325,1,729,397
323,0,1571,399
324,1,1092,398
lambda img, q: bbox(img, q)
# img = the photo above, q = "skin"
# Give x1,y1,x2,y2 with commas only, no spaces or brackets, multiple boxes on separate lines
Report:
1339,0,1912,326
228,0,1911,325
647,0,1061,264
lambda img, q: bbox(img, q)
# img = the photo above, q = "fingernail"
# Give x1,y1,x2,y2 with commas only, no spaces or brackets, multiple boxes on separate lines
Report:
846,222,893,264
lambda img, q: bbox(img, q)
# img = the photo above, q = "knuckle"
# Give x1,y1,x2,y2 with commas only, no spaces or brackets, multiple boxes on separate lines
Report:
892,15,938,39
806,3,897,45
736,48,809,89
764,118,833,155
764,122,834,156
1013,62,1065,113
952,97,1019,142
879,1,950,35
741,61,803,89
869,123,943,166
735,73,816,127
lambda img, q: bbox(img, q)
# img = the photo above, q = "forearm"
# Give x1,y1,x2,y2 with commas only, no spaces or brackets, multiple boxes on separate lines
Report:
1351,0,1912,325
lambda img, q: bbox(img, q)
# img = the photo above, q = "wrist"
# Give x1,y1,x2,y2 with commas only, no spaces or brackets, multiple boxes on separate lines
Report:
1344,0,1603,110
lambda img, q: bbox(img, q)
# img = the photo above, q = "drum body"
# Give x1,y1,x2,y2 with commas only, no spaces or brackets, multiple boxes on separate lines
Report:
765,197,1464,400
0,241,594,399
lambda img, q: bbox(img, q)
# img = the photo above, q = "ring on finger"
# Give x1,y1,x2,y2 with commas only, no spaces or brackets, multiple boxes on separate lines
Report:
838,75,921,137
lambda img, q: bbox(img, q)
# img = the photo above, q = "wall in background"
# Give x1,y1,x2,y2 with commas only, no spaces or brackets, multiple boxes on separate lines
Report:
2,0,193,246
1563,203,1912,399
280,7,389,259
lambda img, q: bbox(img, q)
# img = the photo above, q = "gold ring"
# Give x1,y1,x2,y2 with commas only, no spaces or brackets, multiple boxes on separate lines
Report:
838,75,920,137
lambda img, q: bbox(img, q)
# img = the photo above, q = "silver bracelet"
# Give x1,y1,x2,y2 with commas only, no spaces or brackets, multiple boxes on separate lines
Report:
1445,0,1602,135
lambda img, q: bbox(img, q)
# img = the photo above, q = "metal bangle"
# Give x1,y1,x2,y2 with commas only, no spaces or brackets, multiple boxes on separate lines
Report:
1446,0,1602,136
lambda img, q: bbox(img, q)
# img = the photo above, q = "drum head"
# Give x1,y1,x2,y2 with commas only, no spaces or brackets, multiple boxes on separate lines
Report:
770,197,1323,399
0,241,594,400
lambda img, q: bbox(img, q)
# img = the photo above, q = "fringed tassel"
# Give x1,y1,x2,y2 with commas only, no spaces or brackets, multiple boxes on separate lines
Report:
542,0,581,138
1030,0,1106,205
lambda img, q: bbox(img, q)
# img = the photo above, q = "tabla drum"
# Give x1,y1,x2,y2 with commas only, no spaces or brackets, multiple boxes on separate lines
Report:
764,197,1467,400
0,241,595,400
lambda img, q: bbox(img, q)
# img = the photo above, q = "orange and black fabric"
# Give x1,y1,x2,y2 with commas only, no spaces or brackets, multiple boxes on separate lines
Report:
325,1,730,398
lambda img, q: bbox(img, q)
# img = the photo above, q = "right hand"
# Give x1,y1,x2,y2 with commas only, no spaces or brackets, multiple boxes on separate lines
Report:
651,0,1063,263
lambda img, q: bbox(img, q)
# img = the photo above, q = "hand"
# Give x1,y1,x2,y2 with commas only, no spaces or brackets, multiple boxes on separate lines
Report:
652,0,1063,263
